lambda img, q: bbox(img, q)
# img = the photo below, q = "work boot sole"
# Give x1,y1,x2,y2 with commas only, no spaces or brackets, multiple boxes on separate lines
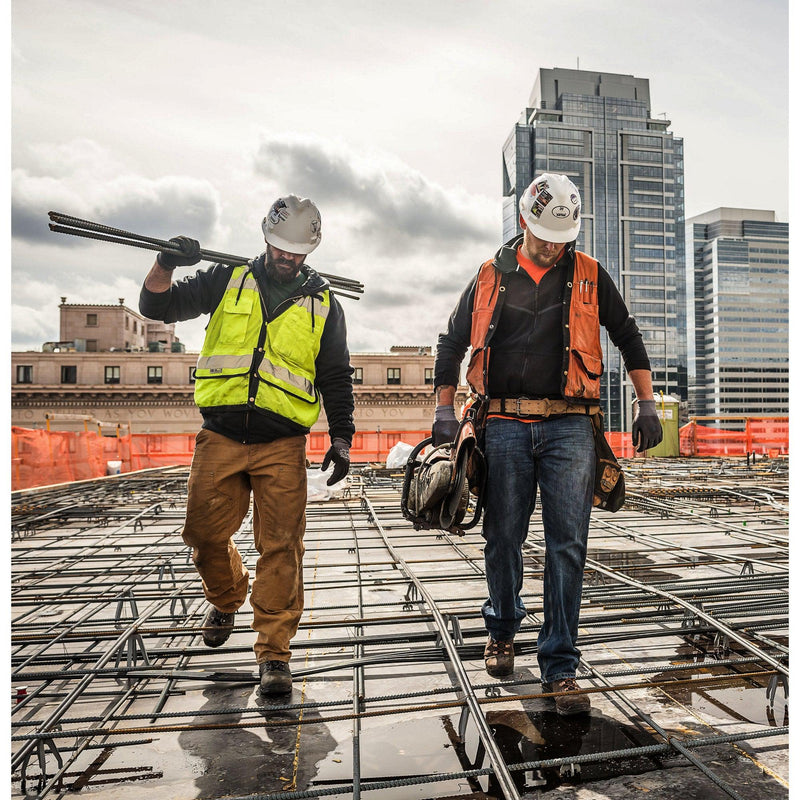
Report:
202,631,232,648
260,677,293,696
201,610,235,648
553,699,591,716
485,663,514,678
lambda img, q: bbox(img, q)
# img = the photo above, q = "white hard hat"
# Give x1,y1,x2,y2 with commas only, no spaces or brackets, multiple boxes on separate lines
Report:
519,173,581,243
262,195,322,255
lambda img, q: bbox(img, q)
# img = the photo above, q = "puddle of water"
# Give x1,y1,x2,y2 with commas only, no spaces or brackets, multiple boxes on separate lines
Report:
462,705,662,794
650,642,789,727
312,705,663,797
313,715,471,799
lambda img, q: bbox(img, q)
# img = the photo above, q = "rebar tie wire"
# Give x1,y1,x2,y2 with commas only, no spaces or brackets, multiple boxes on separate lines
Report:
47,212,364,300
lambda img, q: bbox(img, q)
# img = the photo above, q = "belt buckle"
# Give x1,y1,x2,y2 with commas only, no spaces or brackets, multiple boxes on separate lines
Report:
514,397,524,416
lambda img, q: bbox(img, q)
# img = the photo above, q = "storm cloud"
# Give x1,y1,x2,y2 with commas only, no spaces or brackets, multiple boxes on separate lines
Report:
253,133,497,253
12,139,224,246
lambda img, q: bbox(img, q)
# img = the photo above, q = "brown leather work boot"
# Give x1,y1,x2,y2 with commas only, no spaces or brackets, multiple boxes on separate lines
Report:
484,637,514,677
200,606,235,648
541,677,591,715
259,660,293,695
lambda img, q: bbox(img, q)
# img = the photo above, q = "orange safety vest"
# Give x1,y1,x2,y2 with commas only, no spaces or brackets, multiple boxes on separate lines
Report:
465,251,603,401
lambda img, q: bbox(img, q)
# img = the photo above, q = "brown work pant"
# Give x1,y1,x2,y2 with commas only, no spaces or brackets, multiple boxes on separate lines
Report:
182,428,307,663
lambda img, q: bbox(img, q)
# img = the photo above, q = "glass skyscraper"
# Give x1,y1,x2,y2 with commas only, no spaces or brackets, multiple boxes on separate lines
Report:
687,208,788,417
503,68,686,431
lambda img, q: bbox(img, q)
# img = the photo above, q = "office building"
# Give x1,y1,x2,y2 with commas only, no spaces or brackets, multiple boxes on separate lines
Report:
503,68,686,430
687,208,788,417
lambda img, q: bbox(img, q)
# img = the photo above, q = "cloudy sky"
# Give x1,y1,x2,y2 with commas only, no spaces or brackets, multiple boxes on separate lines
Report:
10,0,790,354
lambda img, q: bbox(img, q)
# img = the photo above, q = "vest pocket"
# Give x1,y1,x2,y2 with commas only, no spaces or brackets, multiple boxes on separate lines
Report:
269,325,316,371
218,294,253,346
572,348,603,379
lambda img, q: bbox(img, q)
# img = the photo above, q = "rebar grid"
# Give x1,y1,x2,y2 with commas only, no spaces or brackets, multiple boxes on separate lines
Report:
11,459,788,799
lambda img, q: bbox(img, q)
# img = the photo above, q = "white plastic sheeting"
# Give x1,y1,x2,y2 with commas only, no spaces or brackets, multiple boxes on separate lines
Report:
385,441,415,469
306,467,350,502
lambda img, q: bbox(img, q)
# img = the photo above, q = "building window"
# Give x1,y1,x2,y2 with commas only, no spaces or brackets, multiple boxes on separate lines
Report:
125,317,129,329
353,367,363,385
387,368,401,385
147,366,163,384
86,313,98,326
16,365,33,384
61,365,77,384
424,368,434,385
104,366,120,384
86,340,98,352
133,321,138,333
189,367,196,384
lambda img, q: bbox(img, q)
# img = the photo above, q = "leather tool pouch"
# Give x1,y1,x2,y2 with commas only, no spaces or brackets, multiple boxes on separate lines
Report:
590,411,625,512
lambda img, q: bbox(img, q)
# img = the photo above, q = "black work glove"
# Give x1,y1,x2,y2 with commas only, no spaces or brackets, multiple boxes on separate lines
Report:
432,404,459,446
631,400,663,453
322,437,350,486
157,236,202,269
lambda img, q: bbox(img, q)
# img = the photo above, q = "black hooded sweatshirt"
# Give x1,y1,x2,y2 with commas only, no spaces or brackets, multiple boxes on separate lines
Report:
139,253,355,445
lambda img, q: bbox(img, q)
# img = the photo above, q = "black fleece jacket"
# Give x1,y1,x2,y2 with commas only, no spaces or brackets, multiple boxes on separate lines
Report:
435,235,650,398
139,253,355,445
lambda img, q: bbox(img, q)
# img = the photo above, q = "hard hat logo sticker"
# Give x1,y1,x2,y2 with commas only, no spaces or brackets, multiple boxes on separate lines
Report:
268,199,289,225
552,206,570,218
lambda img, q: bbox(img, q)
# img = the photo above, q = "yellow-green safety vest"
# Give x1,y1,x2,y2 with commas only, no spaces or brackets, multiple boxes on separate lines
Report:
193,265,330,428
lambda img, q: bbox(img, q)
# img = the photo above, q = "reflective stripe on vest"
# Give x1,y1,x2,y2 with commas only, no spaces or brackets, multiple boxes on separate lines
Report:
193,265,329,428
465,251,603,400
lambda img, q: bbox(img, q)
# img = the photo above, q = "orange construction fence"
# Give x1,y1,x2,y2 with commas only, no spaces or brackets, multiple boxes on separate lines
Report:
679,417,788,457
11,427,197,492
12,418,788,491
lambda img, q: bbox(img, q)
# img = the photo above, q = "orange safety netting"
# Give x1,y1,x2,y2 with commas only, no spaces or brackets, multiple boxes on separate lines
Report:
13,417,788,491
11,428,195,491
679,417,788,457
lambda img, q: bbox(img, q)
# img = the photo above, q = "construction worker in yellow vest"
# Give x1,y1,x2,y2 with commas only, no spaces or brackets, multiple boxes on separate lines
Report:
432,174,662,715
140,195,355,695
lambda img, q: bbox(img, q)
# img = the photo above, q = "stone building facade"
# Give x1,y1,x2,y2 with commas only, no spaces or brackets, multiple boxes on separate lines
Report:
11,304,462,435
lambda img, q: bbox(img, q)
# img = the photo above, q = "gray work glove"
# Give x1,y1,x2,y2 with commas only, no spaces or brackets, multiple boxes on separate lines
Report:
322,437,350,485
157,236,202,269
432,404,459,446
631,400,663,453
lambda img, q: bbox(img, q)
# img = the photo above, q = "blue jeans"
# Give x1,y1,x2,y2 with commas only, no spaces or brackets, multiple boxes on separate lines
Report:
480,415,595,682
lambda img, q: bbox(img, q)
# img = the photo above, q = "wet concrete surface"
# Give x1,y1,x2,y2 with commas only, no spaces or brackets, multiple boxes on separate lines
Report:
11,464,789,799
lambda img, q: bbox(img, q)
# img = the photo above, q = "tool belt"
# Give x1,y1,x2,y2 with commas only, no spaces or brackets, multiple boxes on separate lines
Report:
487,398,600,417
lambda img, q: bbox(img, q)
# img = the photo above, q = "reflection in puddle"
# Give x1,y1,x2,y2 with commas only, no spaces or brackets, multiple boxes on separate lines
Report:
312,707,662,798
652,641,789,727
453,705,662,795
178,685,337,797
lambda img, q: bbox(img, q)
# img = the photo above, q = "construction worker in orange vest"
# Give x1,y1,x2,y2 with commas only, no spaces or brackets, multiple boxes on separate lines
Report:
432,173,662,715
